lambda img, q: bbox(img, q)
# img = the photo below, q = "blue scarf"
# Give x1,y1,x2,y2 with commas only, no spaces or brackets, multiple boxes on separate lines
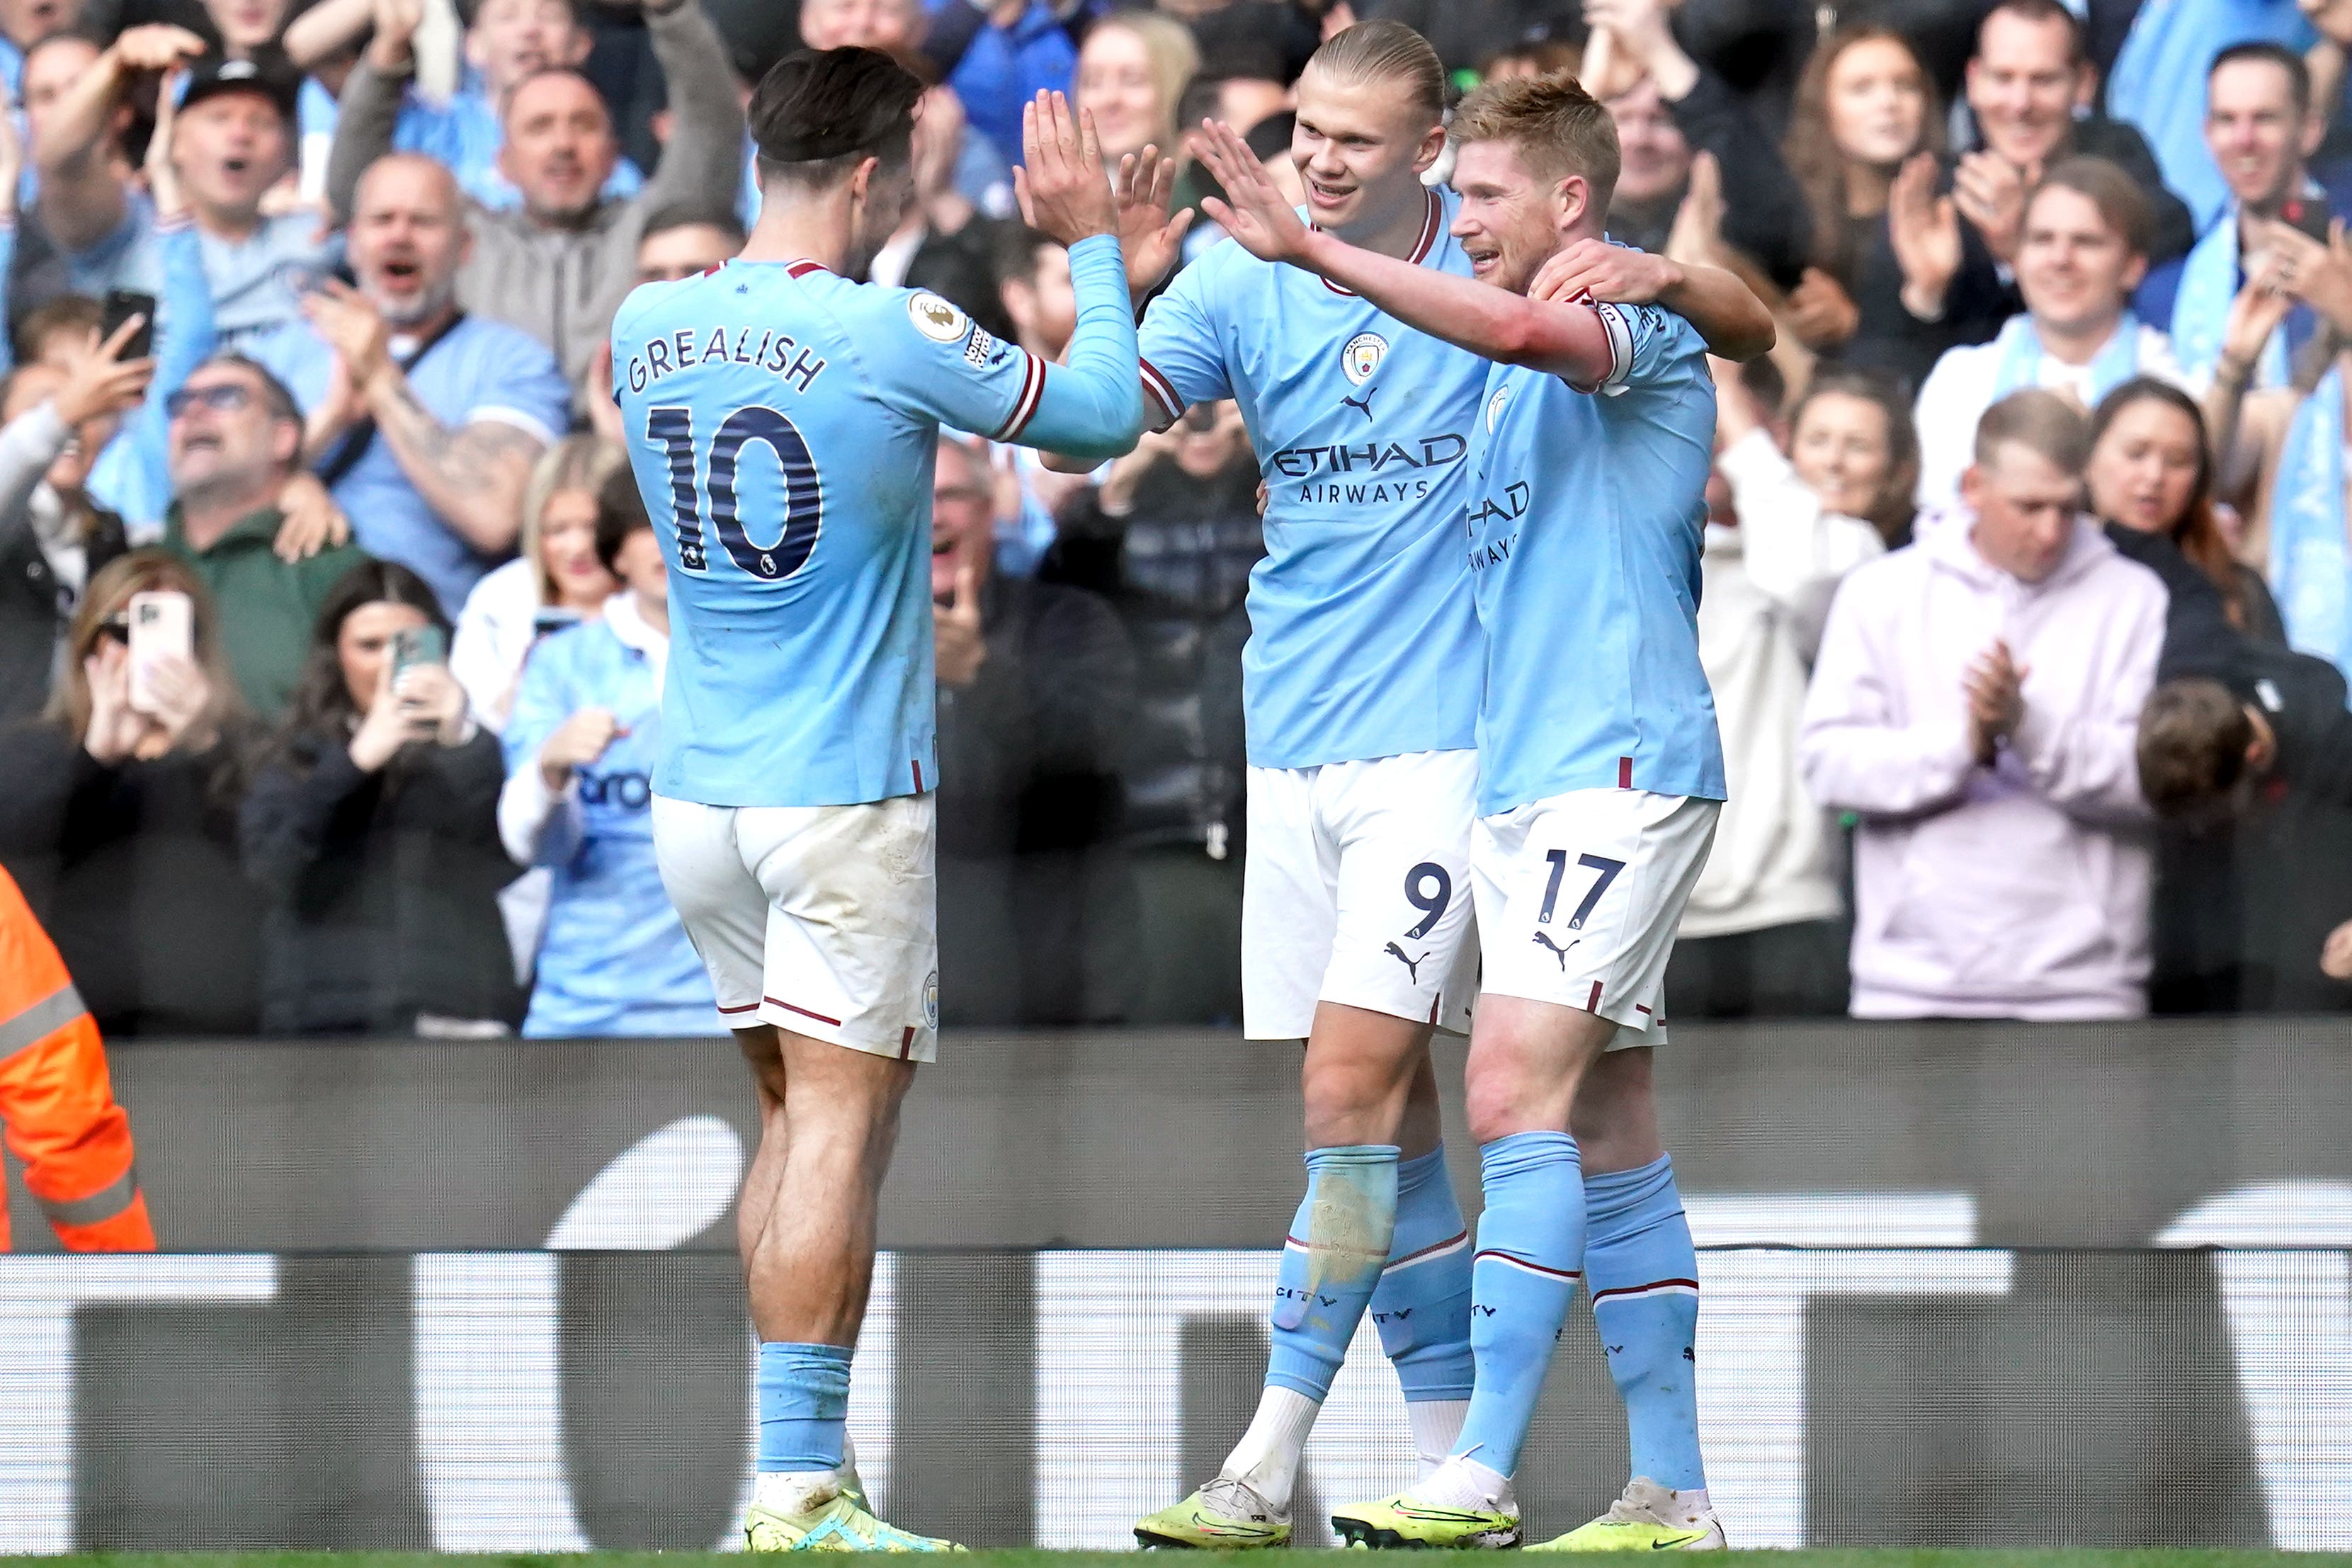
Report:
2174,210,2290,388
2269,363,2352,677
2108,0,2315,234
1989,311,2145,404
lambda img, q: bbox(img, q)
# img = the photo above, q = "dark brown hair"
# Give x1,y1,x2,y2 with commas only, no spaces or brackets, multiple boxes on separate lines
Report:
2028,156,2156,260
2089,377,2248,627
1790,366,1921,544
2138,678,2254,819
1783,26,1943,285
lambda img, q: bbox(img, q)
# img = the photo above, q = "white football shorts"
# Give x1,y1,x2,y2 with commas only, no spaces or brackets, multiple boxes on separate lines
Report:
1243,748,1481,1040
652,792,941,1062
1472,788,1718,1049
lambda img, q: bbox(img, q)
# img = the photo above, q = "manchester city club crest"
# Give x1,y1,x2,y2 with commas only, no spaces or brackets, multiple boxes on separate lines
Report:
1341,331,1387,385
924,970,941,1030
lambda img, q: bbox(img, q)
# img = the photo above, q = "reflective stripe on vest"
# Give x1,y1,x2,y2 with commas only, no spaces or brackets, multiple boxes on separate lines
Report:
0,982,85,1061
38,1165,141,1228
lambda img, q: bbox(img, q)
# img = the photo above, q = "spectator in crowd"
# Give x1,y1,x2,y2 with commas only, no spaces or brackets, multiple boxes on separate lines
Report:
250,152,570,615
1356,0,1576,77
792,0,1016,227
0,319,150,720
287,0,647,214
1075,11,1198,173
38,39,334,348
2143,43,2348,387
0,0,81,96
1052,399,1259,1024
241,557,521,1035
1674,365,1896,1018
2105,0,2319,236
450,434,625,731
634,204,742,283
1780,25,2007,389
1477,39,1579,82
1242,108,1305,208
326,0,744,397
0,550,260,1035
1912,159,2183,513
915,0,1076,176
499,463,709,1037
160,352,369,716
1587,0,1811,296
931,435,1137,1026
2139,647,2352,1012
2089,377,2285,671
1954,0,2194,273
1801,390,2166,1021
2204,229,2352,674
987,222,1089,576
870,86,1014,341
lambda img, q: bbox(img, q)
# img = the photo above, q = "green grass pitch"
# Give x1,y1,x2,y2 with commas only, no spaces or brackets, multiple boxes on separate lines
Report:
33,1552,2352,1567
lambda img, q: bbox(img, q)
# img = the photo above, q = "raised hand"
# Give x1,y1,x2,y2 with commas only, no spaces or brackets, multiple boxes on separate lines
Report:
1964,637,2028,765
1013,91,1116,247
81,640,147,765
1194,118,1312,266
272,472,353,562
143,652,215,751
146,67,189,220
2219,256,2297,380
1785,267,1860,350
306,279,393,392
110,23,207,74
1664,149,1725,268
2258,216,2352,336
1887,150,1962,319
1115,143,1195,296
1529,237,1681,305
55,317,157,426
1952,150,2029,265
368,0,424,71
933,564,987,688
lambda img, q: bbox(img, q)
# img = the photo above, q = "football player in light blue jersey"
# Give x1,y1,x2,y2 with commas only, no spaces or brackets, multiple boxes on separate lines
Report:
1122,23,1776,1555
610,50,1144,1552
1195,70,1773,1552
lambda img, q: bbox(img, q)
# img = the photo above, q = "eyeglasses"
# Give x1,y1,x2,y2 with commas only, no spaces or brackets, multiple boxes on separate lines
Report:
166,384,255,419
96,615,131,645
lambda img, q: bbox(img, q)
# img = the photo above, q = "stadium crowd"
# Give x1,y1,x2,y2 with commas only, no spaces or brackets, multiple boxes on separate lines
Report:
1,0,2349,1036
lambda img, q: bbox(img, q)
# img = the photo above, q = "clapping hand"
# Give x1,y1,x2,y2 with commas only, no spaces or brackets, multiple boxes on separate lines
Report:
1887,151,1961,319
1964,637,2028,765
1013,91,1116,246
1952,150,2030,265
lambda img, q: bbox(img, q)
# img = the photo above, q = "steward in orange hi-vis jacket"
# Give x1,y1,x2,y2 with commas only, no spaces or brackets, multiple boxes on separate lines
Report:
0,865,154,1251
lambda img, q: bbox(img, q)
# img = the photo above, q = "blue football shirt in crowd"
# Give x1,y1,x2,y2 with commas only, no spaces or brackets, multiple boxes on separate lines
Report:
1467,300,1725,817
67,191,340,351
248,312,572,613
1135,189,1487,771
610,233,1139,809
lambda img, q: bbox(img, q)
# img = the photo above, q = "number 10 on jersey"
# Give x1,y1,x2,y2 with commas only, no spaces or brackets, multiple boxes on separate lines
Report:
645,404,826,581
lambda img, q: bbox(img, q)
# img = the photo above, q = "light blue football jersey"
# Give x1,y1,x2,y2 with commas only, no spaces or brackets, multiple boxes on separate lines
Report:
611,235,1138,809
1137,188,1486,771
1467,300,1727,816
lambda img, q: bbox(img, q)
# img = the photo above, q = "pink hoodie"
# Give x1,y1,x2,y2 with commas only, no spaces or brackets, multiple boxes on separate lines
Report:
1798,513,2166,1020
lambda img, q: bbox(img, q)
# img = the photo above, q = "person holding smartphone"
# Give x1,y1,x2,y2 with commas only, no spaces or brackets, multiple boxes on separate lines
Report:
0,551,261,1035
240,557,523,1035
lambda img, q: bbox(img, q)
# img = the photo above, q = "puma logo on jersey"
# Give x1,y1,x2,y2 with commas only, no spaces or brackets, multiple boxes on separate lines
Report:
1384,941,1427,981
1533,931,1579,970
1342,387,1376,421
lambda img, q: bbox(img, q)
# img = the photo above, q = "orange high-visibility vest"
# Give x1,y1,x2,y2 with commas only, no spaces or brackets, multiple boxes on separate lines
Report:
0,865,154,1252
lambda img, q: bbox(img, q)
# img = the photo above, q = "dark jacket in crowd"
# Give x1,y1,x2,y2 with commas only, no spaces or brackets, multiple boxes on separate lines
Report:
0,513,127,725
935,571,1137,1026
2104,522,2286,683
1052,455,1263,854
904,217,1019,348
0,722,259,1035
1606,65,1814,293
2227,645,2352,1013
1358,0,1579,72
239,730,523,1035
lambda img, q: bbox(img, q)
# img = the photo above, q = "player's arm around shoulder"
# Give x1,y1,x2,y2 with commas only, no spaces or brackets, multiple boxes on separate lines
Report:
1530,239,1774,366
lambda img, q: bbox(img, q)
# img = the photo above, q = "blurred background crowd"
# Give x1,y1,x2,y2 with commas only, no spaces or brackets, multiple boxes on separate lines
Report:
1,0,2348,1039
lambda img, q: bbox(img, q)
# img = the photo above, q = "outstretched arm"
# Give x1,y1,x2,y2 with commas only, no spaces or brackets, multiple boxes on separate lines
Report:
1193,118,1617,385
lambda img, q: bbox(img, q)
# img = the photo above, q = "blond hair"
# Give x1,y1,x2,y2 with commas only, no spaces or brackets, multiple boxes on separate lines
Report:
1309,21,1447,124
1450,70,1621,208
1081,11,1199,152
520,435,630,604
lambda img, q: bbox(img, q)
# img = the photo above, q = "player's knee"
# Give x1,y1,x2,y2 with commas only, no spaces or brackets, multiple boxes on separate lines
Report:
1301,1045,1416,1144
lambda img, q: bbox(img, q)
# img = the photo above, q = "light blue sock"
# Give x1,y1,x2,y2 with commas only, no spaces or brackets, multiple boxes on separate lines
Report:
1584,1155,1706,1490
1265,1143,1400,1401
757,1341,852,1472
1453,1131,1584,1477
1371,1145,1475,1403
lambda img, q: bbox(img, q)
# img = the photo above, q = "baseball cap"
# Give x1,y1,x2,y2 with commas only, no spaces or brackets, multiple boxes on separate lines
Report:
176,51,303,124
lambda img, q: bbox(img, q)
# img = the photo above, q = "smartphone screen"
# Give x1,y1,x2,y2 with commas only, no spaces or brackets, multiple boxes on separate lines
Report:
2283,196,2334,246
389,625,448,691
126,590,193,715
101,290,159,362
